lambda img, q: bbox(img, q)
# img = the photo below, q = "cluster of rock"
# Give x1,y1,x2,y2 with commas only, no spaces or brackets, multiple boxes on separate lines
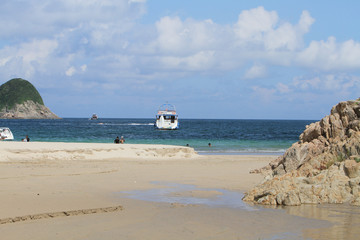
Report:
0,100,60,119
243,99,360,206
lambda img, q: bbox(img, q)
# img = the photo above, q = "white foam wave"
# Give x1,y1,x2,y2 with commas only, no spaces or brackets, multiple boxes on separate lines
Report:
97,123,154,126
197,149,286,155
128,123,154,126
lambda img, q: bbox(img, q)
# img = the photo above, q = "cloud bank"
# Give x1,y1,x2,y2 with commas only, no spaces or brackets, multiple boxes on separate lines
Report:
0,1,359,118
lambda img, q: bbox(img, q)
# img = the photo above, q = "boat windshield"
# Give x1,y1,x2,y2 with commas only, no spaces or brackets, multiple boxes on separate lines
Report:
156,115,178,120
158,103,176,112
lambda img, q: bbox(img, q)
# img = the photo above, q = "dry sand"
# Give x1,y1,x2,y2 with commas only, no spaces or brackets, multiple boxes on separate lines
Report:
0,142,359,240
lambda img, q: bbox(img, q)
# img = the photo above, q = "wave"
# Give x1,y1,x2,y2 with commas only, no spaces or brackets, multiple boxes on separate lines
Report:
96,123,154,126
197,149,286,155
128,123,154,126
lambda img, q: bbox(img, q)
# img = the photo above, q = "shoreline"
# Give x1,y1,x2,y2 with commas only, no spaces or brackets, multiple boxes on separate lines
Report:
0,141,200,162
198,151,284,156
3,140,287,156
0,142,359,239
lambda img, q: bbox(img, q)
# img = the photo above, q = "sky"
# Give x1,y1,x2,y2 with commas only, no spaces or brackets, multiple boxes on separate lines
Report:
1,0,360,119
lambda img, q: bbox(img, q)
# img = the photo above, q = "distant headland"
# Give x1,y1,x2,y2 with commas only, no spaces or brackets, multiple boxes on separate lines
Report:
0,78,60,119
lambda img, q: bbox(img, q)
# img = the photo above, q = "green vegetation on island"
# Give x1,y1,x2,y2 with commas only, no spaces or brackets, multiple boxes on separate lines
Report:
0,78,44,110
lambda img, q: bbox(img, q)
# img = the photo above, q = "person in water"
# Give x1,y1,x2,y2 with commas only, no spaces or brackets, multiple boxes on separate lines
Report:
208,143,211,147
114,136,120,144
26,135,30,142
120,136,125,144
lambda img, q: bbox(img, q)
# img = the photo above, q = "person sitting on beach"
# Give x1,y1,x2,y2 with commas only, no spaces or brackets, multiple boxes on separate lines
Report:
120,136,125,144
114,136,120,144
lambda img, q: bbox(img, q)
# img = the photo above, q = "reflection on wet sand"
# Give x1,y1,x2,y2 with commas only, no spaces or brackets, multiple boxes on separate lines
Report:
121,181,360,239
285,204,360,240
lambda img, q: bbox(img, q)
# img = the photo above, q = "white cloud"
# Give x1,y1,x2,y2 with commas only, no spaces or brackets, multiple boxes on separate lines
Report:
234,6,278,42
0,0,147,83
298,10,315,33
264,22,298,50
150,7,316,74
251,86,276,102
154,16,219,54
0,0,359,107
293,76,321,90
249,73,360,109
289,74,360,97
0,0,144,39
276,83,291,93
65,64,88,76
80,64,87,72
128,0,146,3
234,8,314,51
0,4,321,85
159,51,216,71
297,37,360,71
0,39,58,79
244,64,266,79
66,66,76,76
155,16,185,53
264,11,314,51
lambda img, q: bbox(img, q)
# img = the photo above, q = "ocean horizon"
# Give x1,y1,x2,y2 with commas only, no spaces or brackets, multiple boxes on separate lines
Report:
0,118,317,154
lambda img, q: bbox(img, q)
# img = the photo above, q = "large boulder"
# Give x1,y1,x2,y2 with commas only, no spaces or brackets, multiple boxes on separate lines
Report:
244,99,360,206
244,161,360,206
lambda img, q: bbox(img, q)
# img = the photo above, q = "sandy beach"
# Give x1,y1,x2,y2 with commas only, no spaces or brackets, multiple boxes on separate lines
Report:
0,142,360,240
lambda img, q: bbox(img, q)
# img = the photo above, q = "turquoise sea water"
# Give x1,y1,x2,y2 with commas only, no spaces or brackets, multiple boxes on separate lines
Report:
0,118,316,154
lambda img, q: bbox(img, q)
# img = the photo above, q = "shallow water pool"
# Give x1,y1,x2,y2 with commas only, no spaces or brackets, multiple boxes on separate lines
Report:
120,181,258,211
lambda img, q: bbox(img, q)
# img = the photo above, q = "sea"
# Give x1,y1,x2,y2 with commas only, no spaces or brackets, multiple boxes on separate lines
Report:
0,118,316,155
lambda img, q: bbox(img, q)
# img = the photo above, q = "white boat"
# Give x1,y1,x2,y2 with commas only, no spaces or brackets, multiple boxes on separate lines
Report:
90,114,98,120
0,127,14,140
155,103,179,130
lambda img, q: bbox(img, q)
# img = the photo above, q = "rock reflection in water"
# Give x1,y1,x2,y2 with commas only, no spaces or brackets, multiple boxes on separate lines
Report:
121,182,359,239
285,204,360,240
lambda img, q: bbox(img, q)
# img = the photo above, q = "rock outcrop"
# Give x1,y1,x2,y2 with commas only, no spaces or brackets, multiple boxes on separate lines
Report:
0,78,60,119
243,99,360,206
0,100,60,119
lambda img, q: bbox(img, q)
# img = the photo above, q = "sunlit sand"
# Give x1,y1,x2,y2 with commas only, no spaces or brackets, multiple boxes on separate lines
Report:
0,142,359,239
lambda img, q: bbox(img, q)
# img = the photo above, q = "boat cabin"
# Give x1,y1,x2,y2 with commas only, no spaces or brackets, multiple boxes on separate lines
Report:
155,104,179,130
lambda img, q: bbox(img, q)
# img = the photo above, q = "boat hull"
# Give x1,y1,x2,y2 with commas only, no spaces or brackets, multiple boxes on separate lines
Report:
0,128,14,140
155,124,179,130
155,116,179,130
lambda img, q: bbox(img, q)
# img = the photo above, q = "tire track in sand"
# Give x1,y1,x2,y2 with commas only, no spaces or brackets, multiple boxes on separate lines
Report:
0,205,123,225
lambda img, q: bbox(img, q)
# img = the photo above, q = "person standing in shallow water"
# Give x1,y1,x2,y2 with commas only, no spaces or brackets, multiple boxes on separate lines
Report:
208,143,211,147
120,136,125,144
114,136,120,144
26,135,30,142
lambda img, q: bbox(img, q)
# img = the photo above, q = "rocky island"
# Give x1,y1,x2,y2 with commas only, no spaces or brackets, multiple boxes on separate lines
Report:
0,78,60,119
244,98,360,206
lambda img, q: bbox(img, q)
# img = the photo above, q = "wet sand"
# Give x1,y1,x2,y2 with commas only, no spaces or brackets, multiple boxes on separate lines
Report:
0,142,359,239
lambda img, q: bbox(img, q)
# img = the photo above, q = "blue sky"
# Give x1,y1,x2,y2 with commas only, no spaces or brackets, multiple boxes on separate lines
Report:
1,0,360,119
